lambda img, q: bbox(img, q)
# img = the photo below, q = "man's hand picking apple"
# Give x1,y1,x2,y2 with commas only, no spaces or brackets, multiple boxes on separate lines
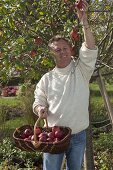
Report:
75,0,89,24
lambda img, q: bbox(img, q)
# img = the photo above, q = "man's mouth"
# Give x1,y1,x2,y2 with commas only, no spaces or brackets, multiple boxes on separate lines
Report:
60,55,67,58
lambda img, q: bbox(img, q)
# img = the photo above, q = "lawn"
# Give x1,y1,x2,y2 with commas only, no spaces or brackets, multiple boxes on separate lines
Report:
0,97,22,107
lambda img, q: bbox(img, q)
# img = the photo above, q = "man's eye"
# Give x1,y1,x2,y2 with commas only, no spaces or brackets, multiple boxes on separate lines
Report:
64,48,67,50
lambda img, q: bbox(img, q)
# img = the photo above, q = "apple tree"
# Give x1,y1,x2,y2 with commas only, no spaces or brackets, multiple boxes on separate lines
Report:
0,0,79,84
0,0,113,85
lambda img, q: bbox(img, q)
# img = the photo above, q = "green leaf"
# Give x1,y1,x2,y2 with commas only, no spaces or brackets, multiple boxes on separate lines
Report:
17,37,25,44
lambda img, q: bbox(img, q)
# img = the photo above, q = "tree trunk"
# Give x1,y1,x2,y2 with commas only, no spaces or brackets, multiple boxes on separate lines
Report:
84,100,95,170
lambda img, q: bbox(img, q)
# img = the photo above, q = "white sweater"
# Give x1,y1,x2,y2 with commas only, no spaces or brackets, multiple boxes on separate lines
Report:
33,43,98,134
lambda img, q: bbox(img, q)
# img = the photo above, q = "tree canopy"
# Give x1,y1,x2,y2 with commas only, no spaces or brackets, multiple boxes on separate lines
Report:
0,0,113,84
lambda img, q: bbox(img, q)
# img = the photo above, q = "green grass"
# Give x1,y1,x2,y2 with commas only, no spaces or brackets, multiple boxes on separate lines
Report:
90,83,113,91
89,83,113,122
90,83,113,97
4,117,28,129
0,97,22,107
0,117,28,140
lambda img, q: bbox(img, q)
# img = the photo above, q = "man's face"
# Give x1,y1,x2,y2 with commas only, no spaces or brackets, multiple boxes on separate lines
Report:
49,39,72,68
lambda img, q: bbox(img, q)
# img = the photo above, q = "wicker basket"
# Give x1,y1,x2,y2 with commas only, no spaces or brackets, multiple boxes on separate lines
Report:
13,118,72,154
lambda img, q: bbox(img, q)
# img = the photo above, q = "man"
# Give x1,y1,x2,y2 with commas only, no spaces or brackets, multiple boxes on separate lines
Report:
33,0,98,169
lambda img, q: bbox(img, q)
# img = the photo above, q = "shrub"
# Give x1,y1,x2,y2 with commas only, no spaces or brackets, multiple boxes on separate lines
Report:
93,132,113,169
0,137,43,169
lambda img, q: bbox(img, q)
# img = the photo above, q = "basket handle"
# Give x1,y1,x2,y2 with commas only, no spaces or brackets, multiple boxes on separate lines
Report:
34,117,48,143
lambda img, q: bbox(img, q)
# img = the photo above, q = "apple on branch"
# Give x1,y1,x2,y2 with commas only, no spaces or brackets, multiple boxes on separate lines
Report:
34,36,43,45
70,27,79,41
76,0,83,10
30,49,37,57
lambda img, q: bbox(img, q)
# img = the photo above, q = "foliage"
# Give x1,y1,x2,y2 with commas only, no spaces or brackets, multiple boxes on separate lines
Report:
0,105,24,141
0,106,8,137
90,82,113,97
0,137,43,169
19,82,38,125
0,0,79,83
0,0,113,83
93,132,113,169
94,132,113,151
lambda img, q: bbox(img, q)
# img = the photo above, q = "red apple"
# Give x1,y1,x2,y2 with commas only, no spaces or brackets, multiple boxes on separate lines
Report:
35,127,42,136
47,132,55,139
24,128,33,138
47,137,54,142
55,130,64,139
39,136,47,142
76,0,83,10
39,132,48,138
20,133,26,139
52,126,61,134
39,132,48,142
34,37,43,45
70,27,79,41
54,138,60,142
31,49,37,57
30,135,35,141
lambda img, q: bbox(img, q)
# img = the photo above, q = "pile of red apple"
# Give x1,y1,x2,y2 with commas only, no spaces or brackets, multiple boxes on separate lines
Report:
20,126,65,143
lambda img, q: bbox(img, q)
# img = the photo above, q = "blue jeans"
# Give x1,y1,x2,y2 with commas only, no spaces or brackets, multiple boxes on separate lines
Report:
43,130,86,170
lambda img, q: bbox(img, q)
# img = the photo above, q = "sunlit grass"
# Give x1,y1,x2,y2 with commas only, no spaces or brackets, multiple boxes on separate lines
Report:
5,117,27,129
0,97,22,107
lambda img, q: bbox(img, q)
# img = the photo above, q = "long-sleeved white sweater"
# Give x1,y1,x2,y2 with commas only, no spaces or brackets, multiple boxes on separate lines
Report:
33,42,98,134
